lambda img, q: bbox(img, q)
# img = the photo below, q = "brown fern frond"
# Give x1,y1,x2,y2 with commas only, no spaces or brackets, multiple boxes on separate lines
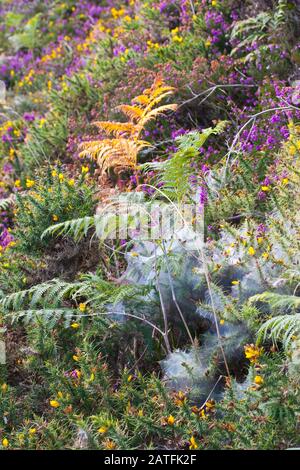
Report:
78,77,176,176
150,85,176,100
132,78,174,109
140,103,178,126
93,121,138,137
98,139,152,173
143,91,176,114
117,104,144,123
79,137,151,167
132,94,151,106
143,76,165,95
144,78,174,98
79,140,110,159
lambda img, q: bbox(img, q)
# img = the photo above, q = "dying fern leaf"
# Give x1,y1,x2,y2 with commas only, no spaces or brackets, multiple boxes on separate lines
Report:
132,94,151,106
139,104,178,127
78,76,177,175
93,121,138,137
117,104,144,122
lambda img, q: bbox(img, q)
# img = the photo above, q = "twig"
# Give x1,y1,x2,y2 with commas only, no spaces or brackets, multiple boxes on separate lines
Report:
155,246,172,354
199,375,223,410
223,105,296,181
178,83,257,109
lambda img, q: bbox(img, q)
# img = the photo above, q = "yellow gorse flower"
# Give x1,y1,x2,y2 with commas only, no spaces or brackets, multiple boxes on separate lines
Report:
89,372,95,382
248,246,255,256
2,438,9,448
50,399,60,408
244,344,263,364
254,375,264,385
81,165,89,174
189,436,198,450
26,178,35,188
98,426,108,434
167,415,175,425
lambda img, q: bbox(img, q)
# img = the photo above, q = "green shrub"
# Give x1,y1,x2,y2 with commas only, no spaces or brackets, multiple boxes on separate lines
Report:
13,167,96,253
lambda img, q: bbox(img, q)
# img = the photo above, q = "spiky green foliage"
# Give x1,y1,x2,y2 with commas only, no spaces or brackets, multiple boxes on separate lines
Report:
14,168,95,252
42,192,150,243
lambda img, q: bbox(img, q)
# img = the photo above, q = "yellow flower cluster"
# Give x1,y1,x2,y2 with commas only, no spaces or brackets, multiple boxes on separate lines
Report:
18,68,35,88
41,45,63,63
26,178,35,188
171,27,183,43
287,122,300,155
147,40,160,50
244,344,263,364
189,436,198,450
0,120,16,135
111,7,125,19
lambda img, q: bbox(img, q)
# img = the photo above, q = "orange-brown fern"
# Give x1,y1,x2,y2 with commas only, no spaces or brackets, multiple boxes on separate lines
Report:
79,77,177,174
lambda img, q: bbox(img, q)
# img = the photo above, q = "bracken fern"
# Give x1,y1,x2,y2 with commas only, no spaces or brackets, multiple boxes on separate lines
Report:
79,76,177,174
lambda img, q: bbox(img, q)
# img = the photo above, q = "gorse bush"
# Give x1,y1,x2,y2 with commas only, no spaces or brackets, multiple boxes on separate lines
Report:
13,167,96,253
0,0,299,451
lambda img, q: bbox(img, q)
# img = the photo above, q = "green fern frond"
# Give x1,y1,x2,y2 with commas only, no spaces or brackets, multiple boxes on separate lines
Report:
0,279,80,311
8,308,76,327
0,196,14,211
0,274,150,327
41,216,95,241
144,122,227,202
249,292,300,312
258,314,300,350
230,1,289,58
